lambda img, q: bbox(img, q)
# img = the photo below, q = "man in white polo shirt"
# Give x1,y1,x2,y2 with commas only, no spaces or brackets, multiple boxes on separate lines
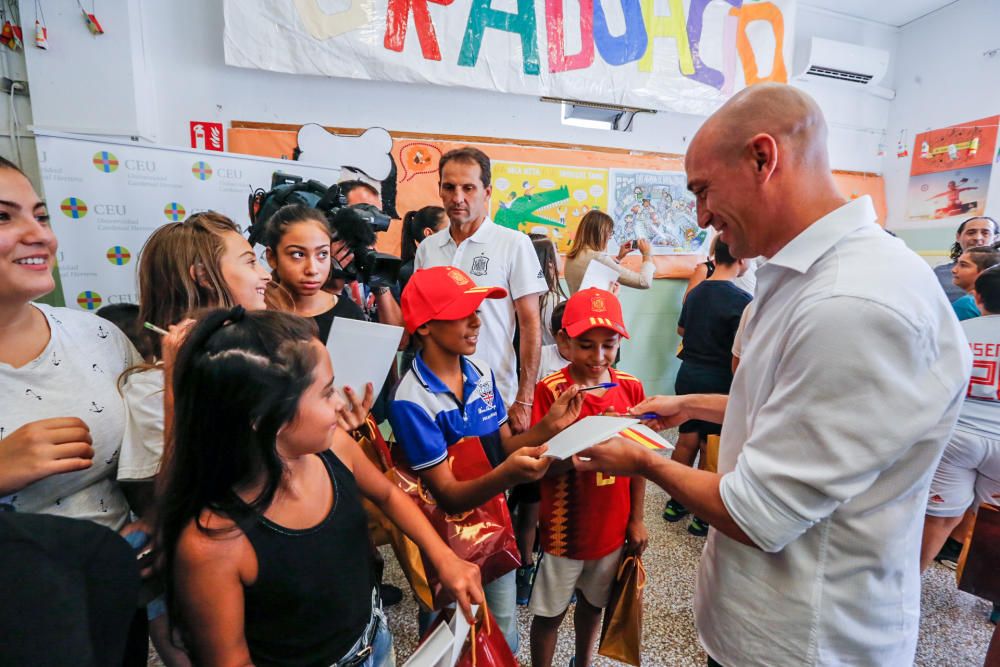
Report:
573,84,971,666
415,146,546,432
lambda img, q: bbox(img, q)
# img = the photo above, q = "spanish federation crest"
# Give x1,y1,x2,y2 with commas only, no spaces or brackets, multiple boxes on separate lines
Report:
470,254,489,277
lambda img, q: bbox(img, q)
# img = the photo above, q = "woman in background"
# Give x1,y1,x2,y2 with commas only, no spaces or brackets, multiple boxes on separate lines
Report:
398,205,447,291
529,233,567,346
563,211,654,294
260,204,366,341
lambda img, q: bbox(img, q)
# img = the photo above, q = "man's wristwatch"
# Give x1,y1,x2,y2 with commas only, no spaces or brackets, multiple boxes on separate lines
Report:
371,285,391,296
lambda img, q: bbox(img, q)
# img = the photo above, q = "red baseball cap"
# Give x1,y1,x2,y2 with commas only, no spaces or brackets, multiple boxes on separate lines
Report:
562,287,629,339
401,266,508,333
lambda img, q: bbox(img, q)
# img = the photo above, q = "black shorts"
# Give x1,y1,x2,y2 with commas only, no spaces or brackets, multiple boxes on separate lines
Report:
674,361,733,438
508,482,541,506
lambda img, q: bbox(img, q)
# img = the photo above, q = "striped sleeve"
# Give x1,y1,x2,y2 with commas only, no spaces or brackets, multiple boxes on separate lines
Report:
388,396,448,471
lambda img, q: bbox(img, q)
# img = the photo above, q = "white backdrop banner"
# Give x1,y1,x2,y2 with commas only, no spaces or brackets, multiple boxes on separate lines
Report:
223,0,796,116
35,131,342,311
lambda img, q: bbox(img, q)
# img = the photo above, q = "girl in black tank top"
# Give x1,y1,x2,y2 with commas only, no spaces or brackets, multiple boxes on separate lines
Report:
154,309,483,666
232,449,374,665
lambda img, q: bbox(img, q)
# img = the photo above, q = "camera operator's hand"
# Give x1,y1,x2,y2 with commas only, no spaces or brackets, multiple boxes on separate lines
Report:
331,240,354,270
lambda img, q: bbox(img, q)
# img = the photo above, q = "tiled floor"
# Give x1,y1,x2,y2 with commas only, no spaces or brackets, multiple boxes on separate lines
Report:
380,477,995,667
149,452,997,667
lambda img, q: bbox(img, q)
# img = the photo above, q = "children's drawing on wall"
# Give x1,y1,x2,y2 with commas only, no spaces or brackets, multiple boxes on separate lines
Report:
489,162,608,253
906,165,991,221
608,169,707,254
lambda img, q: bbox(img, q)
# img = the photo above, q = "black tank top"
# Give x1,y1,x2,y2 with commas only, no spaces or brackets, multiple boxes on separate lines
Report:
233,449,375,667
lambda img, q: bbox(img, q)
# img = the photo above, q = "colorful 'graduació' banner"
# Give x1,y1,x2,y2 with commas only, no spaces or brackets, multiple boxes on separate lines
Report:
224,0,795,116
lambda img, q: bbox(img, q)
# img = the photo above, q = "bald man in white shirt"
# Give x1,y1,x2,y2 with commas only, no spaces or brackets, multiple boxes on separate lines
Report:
574,84,971,666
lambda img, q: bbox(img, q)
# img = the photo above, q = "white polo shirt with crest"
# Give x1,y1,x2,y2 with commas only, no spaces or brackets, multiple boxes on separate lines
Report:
415,217,546,405
697,196,971,666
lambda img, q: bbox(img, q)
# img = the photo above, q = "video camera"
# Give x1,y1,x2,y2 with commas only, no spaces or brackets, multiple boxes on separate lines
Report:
248,172,400,288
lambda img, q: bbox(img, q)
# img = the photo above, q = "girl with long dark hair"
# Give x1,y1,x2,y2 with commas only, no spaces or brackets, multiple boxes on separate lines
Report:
530,234,567,347
155,308,482,667
260,204,366,341
398,205,447,290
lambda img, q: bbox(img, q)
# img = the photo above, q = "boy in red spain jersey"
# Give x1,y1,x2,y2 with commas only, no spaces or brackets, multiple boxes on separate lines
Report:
528,287,649,667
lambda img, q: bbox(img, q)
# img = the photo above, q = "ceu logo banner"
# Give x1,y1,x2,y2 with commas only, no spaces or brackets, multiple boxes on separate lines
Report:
76,290,103,311
60,197,88,219
164,202,187,221
92,151,119,173
192,161,213,181
106,246,131,266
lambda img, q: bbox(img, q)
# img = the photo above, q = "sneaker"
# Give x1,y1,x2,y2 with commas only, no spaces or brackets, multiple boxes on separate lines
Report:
380,584,403,607
934,537,963,570
687,516,709,537
663,498,689,522
516,565,535,606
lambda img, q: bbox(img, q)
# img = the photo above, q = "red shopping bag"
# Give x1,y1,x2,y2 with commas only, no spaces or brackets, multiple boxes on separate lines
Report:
455,605,518,667
391,436,520,609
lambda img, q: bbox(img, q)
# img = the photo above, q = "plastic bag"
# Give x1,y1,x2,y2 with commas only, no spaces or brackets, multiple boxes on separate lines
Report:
391,436,520,609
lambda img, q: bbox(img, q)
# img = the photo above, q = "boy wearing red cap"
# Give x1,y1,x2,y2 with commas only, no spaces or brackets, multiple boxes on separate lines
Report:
528,288,648,667
389,266,583,653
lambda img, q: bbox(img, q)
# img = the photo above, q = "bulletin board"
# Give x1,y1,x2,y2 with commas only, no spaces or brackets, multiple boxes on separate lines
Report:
228,122,887,278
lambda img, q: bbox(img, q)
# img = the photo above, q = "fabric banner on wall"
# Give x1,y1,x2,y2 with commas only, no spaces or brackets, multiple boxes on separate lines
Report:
223,0,796,116
35,131,342,312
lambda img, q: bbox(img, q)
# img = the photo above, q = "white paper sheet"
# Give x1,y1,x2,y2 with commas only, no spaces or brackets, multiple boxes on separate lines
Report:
402,604,480,667
447,604,478,666
579,258,620,292
401,620,454,667
326,317,403,400
543,416,640,460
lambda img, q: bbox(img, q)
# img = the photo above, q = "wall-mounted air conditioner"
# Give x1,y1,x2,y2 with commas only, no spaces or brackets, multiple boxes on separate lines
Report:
797,37,895,100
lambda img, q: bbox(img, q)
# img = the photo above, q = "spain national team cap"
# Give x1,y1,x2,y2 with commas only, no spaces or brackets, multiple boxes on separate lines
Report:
562,287,630,339
401,266,508,333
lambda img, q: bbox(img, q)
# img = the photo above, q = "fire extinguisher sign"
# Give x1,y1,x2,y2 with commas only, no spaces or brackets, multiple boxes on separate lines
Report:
190,122,224,152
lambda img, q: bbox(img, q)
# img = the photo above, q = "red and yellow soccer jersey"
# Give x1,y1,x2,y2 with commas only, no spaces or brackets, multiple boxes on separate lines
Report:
532,366,646,560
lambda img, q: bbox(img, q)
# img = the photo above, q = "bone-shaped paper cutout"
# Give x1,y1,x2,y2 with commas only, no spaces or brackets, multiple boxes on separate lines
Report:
293,0,372,40
296,124,394,182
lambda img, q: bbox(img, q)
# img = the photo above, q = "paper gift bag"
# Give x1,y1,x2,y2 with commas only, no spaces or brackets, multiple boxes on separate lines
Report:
702,434,721,474
354,418,435,611
598,555,646,666
956,502,1000,601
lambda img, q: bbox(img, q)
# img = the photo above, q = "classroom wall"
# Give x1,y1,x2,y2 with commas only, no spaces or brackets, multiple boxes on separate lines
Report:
4,0,903,394
882,0,1000,260
11,1,898,174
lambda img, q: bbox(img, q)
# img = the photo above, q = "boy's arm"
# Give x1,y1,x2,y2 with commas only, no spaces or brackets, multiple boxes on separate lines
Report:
501,382,583,453
626,477,648,555
331,430,484,622
390,391,552,515
419,454,547,515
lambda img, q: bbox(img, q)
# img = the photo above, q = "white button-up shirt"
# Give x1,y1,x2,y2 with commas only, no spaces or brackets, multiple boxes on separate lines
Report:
415,218,546,405
696,196,971,666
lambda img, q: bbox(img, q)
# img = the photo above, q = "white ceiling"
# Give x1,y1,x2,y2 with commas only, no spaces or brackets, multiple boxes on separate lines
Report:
801,0,960,27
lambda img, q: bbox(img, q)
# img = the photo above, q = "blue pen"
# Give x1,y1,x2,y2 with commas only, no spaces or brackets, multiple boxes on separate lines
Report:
578,382,618,392
609,412,661,420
